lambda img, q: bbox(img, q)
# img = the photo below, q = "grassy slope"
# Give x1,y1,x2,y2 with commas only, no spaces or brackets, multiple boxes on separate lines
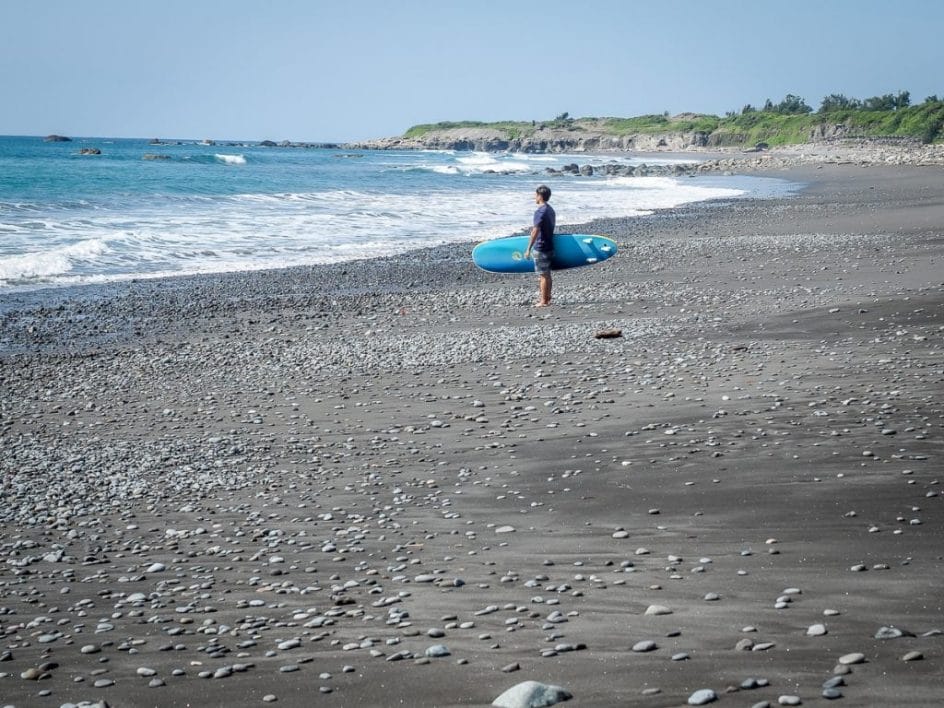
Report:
403,102,944,145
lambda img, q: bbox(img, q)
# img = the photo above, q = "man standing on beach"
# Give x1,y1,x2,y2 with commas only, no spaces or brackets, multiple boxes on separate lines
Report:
523,184,556,307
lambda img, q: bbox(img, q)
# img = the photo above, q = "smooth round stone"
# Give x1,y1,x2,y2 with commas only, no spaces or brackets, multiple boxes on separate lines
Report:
425,644,450,658
149,678,166,687
645,605,672,616
80,645,101,654
136,667,157,676
279,665,299,673
822,677,845,689
427,628,445,638
688,688,717,705
778,696,801,706
146,563,166,573
492,681,571,708
838,652,866,665
632,640,657,652
807,623,827,636
902,651,923,661
612,531,629,539
262,695,277,703
93,679,115,687
875,626,906,639
277,639,301,650
822,688,843,700
703,593,720,601
671,652,689,661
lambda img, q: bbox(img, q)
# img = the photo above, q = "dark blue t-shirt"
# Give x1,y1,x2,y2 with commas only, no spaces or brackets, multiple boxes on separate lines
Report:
533,203,556,252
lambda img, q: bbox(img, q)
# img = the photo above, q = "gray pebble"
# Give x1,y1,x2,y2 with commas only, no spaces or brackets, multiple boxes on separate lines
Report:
688,689,717,705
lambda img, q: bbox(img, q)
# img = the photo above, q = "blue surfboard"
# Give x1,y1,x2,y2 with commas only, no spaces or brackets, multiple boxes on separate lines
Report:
472,233,617,273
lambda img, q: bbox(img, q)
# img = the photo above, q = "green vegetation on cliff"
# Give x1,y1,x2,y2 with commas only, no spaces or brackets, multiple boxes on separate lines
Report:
403,92,944,145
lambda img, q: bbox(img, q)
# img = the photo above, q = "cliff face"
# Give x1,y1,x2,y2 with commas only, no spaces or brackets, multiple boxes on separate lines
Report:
345,121,906,153
346,126,713,153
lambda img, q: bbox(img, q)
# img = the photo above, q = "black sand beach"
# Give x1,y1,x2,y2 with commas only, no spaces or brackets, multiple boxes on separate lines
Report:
1,163,942,707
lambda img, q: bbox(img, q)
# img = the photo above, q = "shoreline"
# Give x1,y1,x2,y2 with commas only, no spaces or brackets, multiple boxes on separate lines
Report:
1,142,942,305
0,159,937,357
1,163,943,707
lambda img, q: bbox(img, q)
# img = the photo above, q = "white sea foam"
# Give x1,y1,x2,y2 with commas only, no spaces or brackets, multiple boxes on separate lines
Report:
0,177,752,289
0,140,798,292
0,238,109,284
215,153,247,165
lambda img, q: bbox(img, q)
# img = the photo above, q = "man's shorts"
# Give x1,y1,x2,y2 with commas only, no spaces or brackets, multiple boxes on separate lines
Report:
532,249,553,275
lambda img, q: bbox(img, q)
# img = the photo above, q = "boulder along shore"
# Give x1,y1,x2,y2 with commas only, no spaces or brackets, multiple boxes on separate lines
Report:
1,162,943,707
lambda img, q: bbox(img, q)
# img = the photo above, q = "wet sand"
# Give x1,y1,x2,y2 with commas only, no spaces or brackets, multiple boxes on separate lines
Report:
1,164,942,707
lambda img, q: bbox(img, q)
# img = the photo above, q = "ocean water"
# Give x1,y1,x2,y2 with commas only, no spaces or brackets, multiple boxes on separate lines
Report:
0,136,799,291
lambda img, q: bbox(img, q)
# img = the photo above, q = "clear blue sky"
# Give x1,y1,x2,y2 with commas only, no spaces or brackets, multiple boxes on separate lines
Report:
1,0,940,142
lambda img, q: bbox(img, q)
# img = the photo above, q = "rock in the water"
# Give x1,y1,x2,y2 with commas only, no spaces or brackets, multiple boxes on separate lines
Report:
492,680,572,708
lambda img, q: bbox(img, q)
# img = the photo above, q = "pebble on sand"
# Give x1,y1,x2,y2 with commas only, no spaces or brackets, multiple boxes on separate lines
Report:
492,680,573,708
688,688,717,705
644,605,673,616
838,652,866,665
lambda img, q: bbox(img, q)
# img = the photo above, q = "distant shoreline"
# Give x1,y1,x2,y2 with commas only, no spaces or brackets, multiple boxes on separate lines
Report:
17,132,944,168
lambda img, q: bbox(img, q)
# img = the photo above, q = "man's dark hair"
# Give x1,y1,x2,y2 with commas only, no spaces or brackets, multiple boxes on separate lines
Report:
536,185,551,201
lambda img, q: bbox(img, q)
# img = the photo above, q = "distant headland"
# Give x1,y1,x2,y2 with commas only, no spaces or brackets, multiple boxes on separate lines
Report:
348,91,944,153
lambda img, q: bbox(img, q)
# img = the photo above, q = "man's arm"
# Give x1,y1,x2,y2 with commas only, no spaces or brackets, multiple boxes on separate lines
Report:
524,224,539,258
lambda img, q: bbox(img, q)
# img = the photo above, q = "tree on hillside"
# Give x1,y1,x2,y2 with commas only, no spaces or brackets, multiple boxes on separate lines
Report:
819,94,861,112
741,104,756,114
862,91,910,111
774,94,813,114
925,95,941,103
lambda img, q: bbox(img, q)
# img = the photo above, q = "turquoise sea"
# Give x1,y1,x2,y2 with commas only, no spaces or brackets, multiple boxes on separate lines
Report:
0,135,799,291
